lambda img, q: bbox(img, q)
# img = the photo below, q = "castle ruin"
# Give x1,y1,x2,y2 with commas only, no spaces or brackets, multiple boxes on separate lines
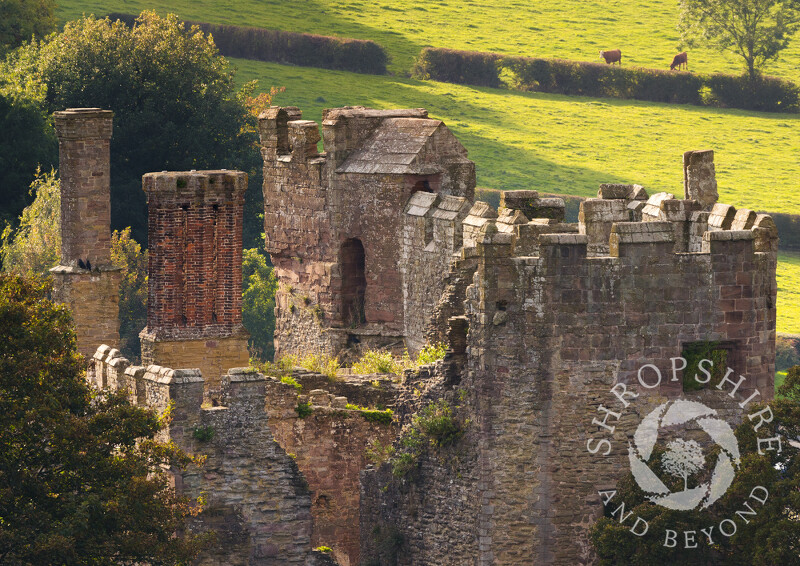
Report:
54,105,777,565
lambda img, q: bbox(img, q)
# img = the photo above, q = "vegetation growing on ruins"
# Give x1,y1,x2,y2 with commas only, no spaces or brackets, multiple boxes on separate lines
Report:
346,403,394,425
352,349,408,375
389,399,465,478
0,274,209,563
280,375,303,392
295,401,313,418
192,424,216,443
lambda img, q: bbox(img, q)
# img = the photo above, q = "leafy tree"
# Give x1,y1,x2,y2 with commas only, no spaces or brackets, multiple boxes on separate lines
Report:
0,167,60,278
0,274,208,564
111,228,148,363
591,369,800,564
0,93,57,227
679,0,800,80
0,0,56,55
1,176,149,361
243,247,277,361
1,11,262,246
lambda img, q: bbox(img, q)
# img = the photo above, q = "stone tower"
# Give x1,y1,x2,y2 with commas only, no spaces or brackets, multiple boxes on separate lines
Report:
139,170,250,398
50,108,121,359
259,106,476,359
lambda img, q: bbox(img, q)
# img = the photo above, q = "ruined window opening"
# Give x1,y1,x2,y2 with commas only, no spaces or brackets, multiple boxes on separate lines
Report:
680,341,734,392
340,238,366,327
413,179,432,193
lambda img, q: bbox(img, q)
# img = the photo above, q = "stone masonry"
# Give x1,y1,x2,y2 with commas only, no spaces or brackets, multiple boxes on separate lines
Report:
90,348,328,565
259,106,475,359
50,108,121,359
139,170,250,398
357,149,777,565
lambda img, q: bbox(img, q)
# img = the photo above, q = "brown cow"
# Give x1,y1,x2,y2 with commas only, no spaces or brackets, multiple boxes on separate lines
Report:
599,49,622,65
670,52,688,71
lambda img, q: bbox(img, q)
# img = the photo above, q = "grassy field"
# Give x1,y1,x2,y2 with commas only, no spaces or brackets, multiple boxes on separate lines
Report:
778,252,800,335
57,0,800,81
54,2,800,333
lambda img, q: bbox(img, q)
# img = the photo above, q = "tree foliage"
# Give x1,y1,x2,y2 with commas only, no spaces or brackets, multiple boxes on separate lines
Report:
111,228,148,363
242,248,277,361
1,177,149,362
1,11,262,246
679,0,800,80
591,368,800,564
0,274,208,564
0,167,60,278
0,0,56,55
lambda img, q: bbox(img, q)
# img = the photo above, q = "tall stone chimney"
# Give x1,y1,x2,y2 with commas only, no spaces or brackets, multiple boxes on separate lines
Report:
50,108,121,359
139,170,250,399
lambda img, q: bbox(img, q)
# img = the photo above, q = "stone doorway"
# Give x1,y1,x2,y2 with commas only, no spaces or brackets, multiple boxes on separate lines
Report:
340,238,366,326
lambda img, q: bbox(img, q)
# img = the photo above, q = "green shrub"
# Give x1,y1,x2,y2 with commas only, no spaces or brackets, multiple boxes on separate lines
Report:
776,336,800,371
416,342,447,365
296,402,313,418
346,403,394,425
192,425,215,442
353,349,405,374
314,545,332,553
414,47,798,113
298,352,340,380
681,341,728,392
366,438,394,465
110,13,388,74
412,47,501,87
280,375,302,392
413,400,462,447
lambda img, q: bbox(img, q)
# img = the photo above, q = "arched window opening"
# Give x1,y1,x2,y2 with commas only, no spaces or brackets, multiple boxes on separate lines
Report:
340,239,366,326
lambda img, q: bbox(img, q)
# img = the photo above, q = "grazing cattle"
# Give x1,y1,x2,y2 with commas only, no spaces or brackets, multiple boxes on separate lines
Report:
599,49,622,65
670,52,688,71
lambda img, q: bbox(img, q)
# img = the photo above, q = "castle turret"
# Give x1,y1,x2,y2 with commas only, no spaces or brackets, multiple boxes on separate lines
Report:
50,108,121,359
139,170,250,399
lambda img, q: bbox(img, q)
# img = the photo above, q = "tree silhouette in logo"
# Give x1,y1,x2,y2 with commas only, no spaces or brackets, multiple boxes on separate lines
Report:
661,438,705,491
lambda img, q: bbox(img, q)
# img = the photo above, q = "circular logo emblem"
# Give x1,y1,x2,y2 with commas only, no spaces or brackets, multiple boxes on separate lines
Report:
628,399,741,511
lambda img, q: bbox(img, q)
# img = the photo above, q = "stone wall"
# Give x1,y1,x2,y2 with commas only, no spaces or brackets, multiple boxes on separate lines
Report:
264,372,399,566
401,192,471,352
91,349,316,565
359,166,777,565
260,106,475,359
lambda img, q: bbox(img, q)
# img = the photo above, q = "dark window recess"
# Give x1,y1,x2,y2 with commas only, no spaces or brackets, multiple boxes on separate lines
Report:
413,179,432,193
340,238,366,327
681,341,732,392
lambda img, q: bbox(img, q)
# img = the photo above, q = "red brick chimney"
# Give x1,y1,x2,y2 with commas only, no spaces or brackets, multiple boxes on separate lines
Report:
139,170,250,398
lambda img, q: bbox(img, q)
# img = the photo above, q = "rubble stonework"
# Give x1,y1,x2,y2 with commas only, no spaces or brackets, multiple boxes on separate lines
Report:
64,104,778,565
50,108,121,359
259,106,476,359
139,170,250,396
90,350,318,565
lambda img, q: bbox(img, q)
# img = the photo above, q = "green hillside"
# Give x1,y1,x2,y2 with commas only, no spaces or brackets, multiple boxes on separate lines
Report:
57,0,800,81
53,2,800,333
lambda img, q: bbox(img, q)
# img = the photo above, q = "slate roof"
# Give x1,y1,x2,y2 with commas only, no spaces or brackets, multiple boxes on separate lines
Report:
337,118,446,175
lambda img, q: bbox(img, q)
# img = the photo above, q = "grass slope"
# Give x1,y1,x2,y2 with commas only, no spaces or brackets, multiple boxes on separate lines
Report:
778,252,800,335
57,0,800,81
54,2,800,333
